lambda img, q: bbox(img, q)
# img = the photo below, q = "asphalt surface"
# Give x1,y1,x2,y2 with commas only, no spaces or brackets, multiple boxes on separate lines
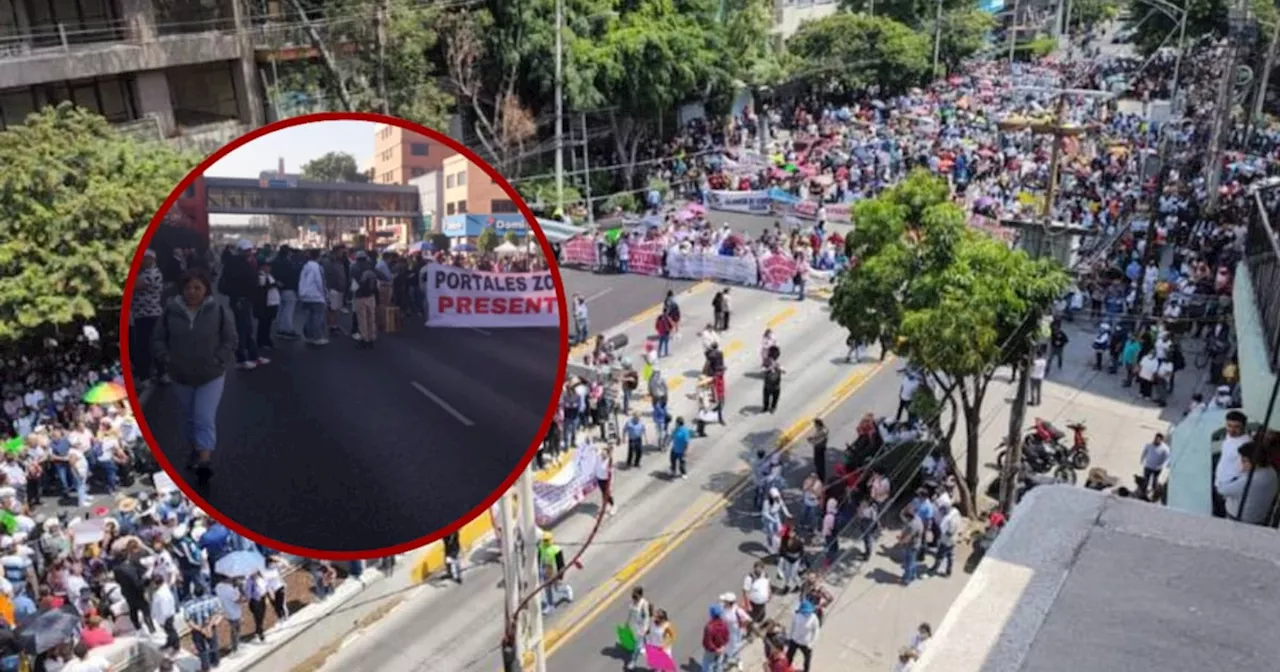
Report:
547,362,902,672
313,285,875,671
141,304,561,553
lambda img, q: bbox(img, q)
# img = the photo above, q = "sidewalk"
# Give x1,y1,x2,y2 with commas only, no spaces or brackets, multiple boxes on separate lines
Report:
739,319,1208,671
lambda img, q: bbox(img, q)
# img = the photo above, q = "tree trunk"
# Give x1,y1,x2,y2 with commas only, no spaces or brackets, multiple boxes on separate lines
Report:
286,0,354,111
962,398,982,499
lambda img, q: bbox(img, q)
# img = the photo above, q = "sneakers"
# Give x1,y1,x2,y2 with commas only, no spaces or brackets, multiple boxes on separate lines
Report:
353,333,363,341
256,357,271,366
314,338,330,346
237,361,258,370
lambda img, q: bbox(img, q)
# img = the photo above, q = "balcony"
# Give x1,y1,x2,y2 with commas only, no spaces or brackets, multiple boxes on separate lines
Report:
0,29,243,90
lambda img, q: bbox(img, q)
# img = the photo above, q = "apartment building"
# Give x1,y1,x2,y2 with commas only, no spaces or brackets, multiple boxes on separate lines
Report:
439,152,516,217
0,0,264,151
371,123,451,185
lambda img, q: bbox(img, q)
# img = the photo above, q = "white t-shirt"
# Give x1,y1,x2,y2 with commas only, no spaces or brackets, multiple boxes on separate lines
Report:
743,573,770,605
900,377,919,402
1215,433,1251,486
216,582,243,620
1030,357,1048,380
62,658,109,672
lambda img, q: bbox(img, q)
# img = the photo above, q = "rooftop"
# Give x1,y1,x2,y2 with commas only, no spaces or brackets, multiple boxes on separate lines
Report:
918,486,1280,672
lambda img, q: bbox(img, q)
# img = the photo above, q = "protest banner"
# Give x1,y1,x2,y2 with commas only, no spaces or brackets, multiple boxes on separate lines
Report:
561,236,597,266
758,253,798,292
706,189,772,214
768,188,853,223
530,446,603,526
667,249,756,285
628,241,664,275
424,262,560,328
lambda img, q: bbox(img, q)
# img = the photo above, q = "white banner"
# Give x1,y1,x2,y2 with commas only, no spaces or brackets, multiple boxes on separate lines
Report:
530,444,602,526
706,189,772,214
423,263,560,328
666,249,757,285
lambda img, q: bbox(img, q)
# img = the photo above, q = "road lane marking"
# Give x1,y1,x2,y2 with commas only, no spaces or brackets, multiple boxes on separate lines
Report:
470,327,492,336
667,375,685,391
585,288,613,302
723,340,744,356
542,356,895,657
766,307,797,328
410,381,475,427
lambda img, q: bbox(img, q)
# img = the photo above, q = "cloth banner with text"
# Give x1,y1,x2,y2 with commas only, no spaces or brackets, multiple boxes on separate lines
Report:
628,241,664,275
705,189,773,214
560,237,598,266
424,262,560,328
666,250,758,285
758,253,799,292
767,188,854,223
529,445,603,526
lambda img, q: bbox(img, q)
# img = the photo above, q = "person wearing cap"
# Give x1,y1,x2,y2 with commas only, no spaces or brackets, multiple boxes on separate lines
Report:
151,267,236,486
718,592,750,665
761,486,791,554
220,239,269,370
786,601,820,672
131,249,166,383
537,531,572,613
700,604,730,671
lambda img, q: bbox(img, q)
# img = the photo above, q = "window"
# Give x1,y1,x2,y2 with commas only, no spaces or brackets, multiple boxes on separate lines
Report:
447,202,456,215
381,149,393,162
410,167,426,177
456,201,468,214
446,174,455,188
490,199,518,214
456,171,467,186
410,142,430,156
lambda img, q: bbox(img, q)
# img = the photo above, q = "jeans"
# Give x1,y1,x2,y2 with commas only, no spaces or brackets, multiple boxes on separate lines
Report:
302,301,326,341
232,298,259,363
700,650,725,672
257,305,279,348
670,452,687,476
658,334,670,357
787,642,814,672
172,375,226,451
575,318,589,345
931,543,955,576
277,289,299,334
902,546,920,584
97,459,118,493
226,618,241,652
131,316,159,379
763,385,780,412
53,462,75,496
1029,378,1042,405
192,630,219,670
801,502,819,532
619,259,629,273
626,436,643,467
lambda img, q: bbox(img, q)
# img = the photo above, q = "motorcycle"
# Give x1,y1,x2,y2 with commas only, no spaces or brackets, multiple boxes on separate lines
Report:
998,418,1090,469
995,430,1078,484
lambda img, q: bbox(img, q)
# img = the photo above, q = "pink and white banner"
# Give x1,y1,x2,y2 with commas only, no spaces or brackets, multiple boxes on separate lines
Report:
628,241,664,276
561,237,598,266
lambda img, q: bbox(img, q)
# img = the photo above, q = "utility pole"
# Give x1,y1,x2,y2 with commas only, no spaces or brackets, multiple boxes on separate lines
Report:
581,112,595,227
1007,0,1022,67
1205,0,1253,213
374,0,389,114
931,0,945,77
554,0,565,213
1247,19,1280,147
519,467,547,672
1000,95,1071,514
499,490,520,671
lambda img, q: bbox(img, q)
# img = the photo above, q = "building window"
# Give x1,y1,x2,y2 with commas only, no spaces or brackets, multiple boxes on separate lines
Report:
381,149,393,162
457,201,468,214
446,174,455,188
410,142,429,156
410,167,426,177
491,199,518,214
457,171,467,186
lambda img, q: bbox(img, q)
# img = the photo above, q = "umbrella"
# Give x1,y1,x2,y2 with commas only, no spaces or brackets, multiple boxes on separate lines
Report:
2,437,22,455
215,550,266,578
70,519,106,546
17,607,81,654
615,624,637,653
644,644,676,672
83,382,127,405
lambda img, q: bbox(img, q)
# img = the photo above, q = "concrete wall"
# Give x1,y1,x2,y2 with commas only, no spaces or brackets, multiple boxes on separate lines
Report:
134,69,174,136
1233,262,1279,429
0,34,243,90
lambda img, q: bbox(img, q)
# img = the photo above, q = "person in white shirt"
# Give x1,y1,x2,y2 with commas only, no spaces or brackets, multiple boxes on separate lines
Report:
1029,350,1048,406
215,577,245,654
624,587,650,670
594,445,614,517
700,324,720,355
786,600,821,670
930,504,961,577
617,239,630,274
718,592,751,663
1139,433,1171,496
1214,411,1251,517
1217,441,1279,524
896,374,920,424
297,250,329,345
741,562,771,624
1137,351,1159,399
150,574,179,651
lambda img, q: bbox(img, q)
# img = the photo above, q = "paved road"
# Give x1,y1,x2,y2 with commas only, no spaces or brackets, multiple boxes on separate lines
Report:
548,362,902,672
314,283,867,671
141,307,561,553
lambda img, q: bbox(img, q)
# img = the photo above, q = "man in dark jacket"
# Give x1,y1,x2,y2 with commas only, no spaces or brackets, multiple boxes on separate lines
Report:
218,240,265,369
273,245,302,339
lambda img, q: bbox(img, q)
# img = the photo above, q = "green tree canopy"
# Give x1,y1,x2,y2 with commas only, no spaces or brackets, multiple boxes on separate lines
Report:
0,104,198,342
477,227,501,253
300,151,369,182
839,0,973,28
932,8,998,75
787,13,931,95
829,170,1070,496
1126,0,1277,57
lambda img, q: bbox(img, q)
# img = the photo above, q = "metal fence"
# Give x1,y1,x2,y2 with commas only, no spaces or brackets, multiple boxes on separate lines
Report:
1248,185,1280,369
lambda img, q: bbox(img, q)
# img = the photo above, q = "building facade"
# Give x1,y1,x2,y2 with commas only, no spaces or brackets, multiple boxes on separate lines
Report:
439,153,516,217
371,123,451,185
0,0,265,152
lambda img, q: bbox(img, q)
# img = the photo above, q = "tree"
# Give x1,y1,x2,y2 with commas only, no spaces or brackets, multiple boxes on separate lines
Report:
787,13,930,95
477,227,501,253
504,230,521,245
1127,0,1277,57
829,170,1070,503
300,151,369,182
273,0,453,129
840,0,973,27
932,9,998,75
0,104,198,342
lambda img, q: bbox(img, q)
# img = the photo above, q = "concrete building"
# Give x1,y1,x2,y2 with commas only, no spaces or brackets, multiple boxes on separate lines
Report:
917,486,1280,672
371,123,451,185
0,0,265,152
772,0,838,40
409,170,443,234
440,152,515,216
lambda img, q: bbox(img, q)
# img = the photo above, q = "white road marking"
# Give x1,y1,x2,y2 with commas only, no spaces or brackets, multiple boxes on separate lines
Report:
585,288,613,302
470,327,492,336
411,382,475,426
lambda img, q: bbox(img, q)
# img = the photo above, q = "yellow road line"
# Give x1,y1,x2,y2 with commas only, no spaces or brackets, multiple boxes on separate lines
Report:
618,280,715,330
542,356,892,657
766,307,797,329
723,340,744,356
667,374,686,391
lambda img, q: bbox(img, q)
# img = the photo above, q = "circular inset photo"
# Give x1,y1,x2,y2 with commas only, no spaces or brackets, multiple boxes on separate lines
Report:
120,113,568,558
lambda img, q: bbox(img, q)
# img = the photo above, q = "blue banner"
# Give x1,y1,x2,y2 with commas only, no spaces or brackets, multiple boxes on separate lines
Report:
442,214,530,238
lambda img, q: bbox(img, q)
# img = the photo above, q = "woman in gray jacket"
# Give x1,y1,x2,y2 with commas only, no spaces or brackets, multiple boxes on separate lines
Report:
151,268,237,486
